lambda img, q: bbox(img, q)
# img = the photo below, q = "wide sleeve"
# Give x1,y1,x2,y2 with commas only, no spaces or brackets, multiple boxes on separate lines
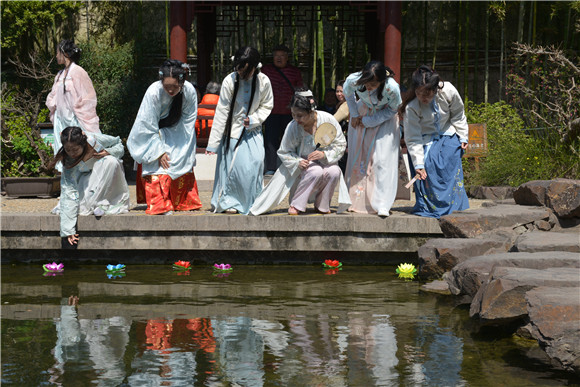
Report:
59,168,80,237
403,103,426,169
70,66,100,133
277,122,302,175
446,84,469,142
45,73,60,122
343,73,361,119
206,75,234,152
247,75,273,129
96,134,125,159
127,84,166,164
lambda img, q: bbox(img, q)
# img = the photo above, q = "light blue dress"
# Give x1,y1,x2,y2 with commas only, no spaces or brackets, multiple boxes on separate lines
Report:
207,72,273,214
127,81,198,180
60,133,130,237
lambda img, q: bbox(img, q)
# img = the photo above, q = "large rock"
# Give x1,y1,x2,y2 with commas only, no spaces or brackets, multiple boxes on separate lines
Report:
546,179,580,218
513,180,552,206
418,237,510,279
439,205,552,238
469,267,580,323
526,286,580,374
514,231,580,253
468,186,515,200
444,251,580,299
514,179,580,219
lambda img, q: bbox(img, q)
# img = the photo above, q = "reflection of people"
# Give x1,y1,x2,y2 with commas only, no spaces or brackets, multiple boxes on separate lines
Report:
261,44,304,175
51,296,131,386
128,59,202,215
51,127,130,247
399,65,469,218
205,47,273,214
343,61,402,217
46,39,101,166
333,80,349,173
250,89,350,216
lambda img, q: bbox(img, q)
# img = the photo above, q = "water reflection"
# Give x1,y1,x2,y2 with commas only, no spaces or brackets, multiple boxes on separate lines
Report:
1,265,577,386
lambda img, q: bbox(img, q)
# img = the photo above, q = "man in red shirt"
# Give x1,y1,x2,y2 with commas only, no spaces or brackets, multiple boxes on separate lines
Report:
261,44,304,174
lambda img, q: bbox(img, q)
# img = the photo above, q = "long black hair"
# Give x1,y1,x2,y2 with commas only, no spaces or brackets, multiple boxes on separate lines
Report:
355,61,395,102
398,65,443,117
51,126,89,169
223,46,261,152
158,59,190,128
56,39,81,94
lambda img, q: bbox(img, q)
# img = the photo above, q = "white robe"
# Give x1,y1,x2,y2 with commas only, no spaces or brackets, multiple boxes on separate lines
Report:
250,111,350,215
127,81,197,180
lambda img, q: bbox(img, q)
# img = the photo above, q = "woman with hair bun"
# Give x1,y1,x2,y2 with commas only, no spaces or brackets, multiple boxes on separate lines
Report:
52,126,130,247
343,60,402,217
250,88,349,216
128,59,202,215
46,39,101,167
206,46,273,215
399,65,469,218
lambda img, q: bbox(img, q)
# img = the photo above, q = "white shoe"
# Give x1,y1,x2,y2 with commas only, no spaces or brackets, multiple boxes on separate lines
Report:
93,207,105,217
159,211,173,216
224,208,238,214
377,209,390,217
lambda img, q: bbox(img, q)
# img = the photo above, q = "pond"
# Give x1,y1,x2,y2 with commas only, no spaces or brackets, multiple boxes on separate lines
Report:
1,264,578,386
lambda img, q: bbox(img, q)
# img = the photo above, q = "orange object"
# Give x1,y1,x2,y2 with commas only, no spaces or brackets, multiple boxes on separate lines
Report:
143,172,202,214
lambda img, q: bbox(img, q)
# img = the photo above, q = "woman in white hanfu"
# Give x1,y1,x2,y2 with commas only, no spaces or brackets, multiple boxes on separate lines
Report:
343,61,402,217
250,89,349,215
46,39,101,164
205,47,273,215
52,126,129,247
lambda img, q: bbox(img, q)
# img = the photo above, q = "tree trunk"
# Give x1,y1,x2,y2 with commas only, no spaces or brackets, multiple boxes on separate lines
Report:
517,0,525,42
464,2,469,99
484,1,489,103
432,2,443,69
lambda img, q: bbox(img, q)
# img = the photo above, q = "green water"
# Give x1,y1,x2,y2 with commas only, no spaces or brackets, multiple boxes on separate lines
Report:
1,264,578,386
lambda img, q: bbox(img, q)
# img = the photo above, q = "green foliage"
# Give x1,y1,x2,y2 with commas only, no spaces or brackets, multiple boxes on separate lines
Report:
464,100,578,187
78,41,143,139
1,91,54,177
1,1,81,56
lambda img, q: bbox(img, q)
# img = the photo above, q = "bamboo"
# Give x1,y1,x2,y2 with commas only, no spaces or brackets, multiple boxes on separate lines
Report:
485,1,489,103
517,1,525,42
317,6,325,99
165,1,170,58
456,1,462,90
432,2,443,69
464,2,469,99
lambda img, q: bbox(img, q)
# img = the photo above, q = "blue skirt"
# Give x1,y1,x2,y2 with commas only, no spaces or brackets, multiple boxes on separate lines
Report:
411,134,469,218
211,129,264,215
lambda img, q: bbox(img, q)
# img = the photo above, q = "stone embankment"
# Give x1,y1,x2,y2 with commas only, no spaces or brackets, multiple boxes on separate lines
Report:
419,179,580,375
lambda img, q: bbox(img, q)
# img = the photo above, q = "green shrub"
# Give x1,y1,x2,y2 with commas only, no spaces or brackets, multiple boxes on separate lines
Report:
465,100,578,187
78,40,144,139
1,90,54,177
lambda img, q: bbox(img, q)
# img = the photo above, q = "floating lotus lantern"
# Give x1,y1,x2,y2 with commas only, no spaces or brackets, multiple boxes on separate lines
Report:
396,263,417,280
43,262,64,273
106,264,126,274
173,260,192,271
213,263,233,273
322,259,342,269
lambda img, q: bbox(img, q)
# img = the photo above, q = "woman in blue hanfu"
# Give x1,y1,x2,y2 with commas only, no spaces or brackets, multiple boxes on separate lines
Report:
399,65,469,218
343,61,402,217
52,126,130,246
250,89,350,216
205,47,273,214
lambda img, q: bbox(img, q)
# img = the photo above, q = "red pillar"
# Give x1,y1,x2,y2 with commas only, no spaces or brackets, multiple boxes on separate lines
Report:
384,1,402,83
170,1,188,63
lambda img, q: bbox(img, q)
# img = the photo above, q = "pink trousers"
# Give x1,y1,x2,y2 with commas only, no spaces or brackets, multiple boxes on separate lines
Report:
290,163,341,213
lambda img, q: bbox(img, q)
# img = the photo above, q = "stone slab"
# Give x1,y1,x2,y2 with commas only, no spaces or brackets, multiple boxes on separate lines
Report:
514,231,580,253
443,251,580,299
469,266,580,322
526,286,580,373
